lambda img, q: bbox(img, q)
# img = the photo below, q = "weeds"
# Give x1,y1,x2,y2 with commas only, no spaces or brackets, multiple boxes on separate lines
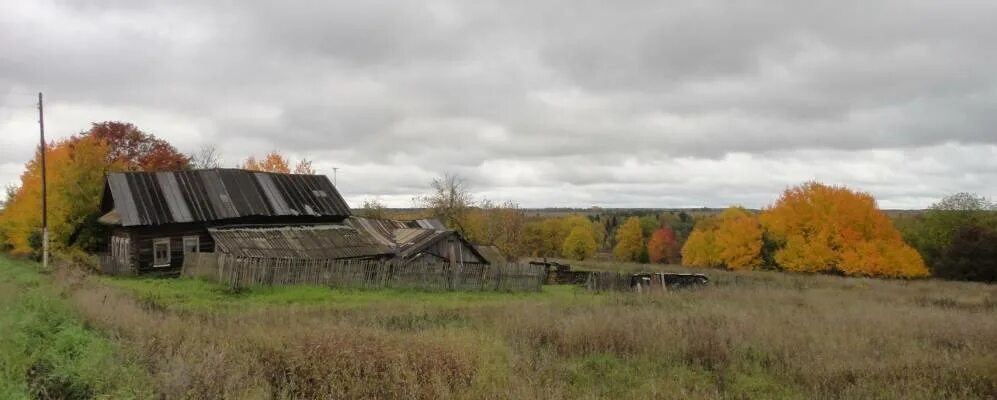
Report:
4,255,996,399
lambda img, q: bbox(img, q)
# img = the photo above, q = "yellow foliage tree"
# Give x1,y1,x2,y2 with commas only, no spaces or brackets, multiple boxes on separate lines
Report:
681,207,763,270
714,208,764,270
0,136,115,255
760,181,928,278
562,226,597,260
680,229,719,267
613,217,644,261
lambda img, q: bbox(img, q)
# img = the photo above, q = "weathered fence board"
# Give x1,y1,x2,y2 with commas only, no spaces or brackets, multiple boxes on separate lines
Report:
181,253,544,292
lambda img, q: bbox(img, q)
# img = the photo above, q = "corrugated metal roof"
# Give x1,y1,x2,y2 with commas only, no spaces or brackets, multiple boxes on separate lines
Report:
102,169,351,226
209,225,392,259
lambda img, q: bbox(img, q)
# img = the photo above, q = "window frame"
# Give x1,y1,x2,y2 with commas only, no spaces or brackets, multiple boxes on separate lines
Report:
152,239,171,268
182,236,200,255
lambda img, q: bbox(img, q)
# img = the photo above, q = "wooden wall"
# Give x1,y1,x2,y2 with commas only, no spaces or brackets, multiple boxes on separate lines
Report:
113,223,215,276
417,235,487,265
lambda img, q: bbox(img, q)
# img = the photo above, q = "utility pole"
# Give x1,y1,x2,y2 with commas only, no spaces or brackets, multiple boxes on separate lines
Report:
332,167,339,186
38,92,48,270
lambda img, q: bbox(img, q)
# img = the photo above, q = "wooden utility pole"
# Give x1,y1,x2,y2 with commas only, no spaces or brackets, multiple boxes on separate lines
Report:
38,92,48,270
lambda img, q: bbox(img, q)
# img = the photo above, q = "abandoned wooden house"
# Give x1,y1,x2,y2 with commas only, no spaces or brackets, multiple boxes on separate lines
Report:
347,216,493,266
97,169,391,275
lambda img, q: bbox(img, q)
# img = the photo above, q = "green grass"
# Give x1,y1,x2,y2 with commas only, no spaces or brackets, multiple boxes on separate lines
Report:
0,256,152,399
101,275,591,312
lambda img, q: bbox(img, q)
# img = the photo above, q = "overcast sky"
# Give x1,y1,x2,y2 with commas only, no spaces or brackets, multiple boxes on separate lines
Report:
2,1,996,209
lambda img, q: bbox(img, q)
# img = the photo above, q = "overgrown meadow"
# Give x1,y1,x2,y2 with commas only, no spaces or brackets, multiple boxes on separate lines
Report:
2,255,994,399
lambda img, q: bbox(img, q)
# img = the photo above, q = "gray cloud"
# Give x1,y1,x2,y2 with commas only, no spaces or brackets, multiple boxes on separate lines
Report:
2,0,996,208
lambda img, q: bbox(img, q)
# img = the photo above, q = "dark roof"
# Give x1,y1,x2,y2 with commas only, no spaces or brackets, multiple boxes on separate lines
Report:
101,169,351,227
347,216,488,263
209,225,392,259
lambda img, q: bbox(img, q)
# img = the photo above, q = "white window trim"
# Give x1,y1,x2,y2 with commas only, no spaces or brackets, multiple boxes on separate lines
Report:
153,239,171,268
183,236,199,255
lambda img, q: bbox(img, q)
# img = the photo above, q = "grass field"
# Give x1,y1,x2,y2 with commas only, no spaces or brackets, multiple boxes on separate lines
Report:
0,257,151,399
2,255,996,399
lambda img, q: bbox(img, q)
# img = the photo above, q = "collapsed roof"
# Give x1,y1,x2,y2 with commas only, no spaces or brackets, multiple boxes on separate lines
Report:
347,216,490,263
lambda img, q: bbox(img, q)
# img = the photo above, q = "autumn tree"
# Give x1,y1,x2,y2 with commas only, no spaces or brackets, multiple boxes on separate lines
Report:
241,151,291,173
714,208,764,270
522,221,546,257
613,217,644,261
1,122,190,257
463,200,528,258
562,226,597,260
681,228,720,267
294,158,316,175
83,121,190,170
681,207,763,270
760,181,928,278
0,136,116,255
647,226,679,263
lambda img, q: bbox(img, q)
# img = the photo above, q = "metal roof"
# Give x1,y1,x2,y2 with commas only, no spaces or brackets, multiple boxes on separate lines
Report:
209,225,392,259
102,169,351,226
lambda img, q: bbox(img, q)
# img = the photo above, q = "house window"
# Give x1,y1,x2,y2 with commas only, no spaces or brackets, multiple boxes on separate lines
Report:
113,237,130,264
111,237,119,260
153,239,171,267
183,236,199,255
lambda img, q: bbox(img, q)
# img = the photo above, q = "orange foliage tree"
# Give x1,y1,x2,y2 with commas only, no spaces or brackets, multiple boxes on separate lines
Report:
647,226,679,263
1,122,188,256
0,136,116,255
760,181,928,278
241,151,291,173
681,207,763,270
241,152,318,175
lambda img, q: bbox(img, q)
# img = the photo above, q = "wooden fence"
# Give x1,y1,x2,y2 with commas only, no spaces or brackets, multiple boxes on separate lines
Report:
182,253,545,292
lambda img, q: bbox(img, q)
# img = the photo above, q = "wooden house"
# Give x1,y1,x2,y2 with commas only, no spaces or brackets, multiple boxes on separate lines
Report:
97,169,387,275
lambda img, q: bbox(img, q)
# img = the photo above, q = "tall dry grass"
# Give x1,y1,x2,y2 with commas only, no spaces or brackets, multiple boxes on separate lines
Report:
57,264,997,399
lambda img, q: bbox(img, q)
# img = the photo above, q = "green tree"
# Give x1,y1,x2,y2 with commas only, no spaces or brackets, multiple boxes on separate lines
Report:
900,192,996,279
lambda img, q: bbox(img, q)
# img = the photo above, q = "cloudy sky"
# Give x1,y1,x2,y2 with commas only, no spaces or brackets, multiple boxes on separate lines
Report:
2,1,995,209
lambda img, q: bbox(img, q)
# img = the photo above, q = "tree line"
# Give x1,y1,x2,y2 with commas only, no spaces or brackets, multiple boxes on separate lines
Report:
386,176,993,282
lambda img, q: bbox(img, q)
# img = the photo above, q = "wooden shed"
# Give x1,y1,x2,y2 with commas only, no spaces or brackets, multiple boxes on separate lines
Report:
347,216,491,266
